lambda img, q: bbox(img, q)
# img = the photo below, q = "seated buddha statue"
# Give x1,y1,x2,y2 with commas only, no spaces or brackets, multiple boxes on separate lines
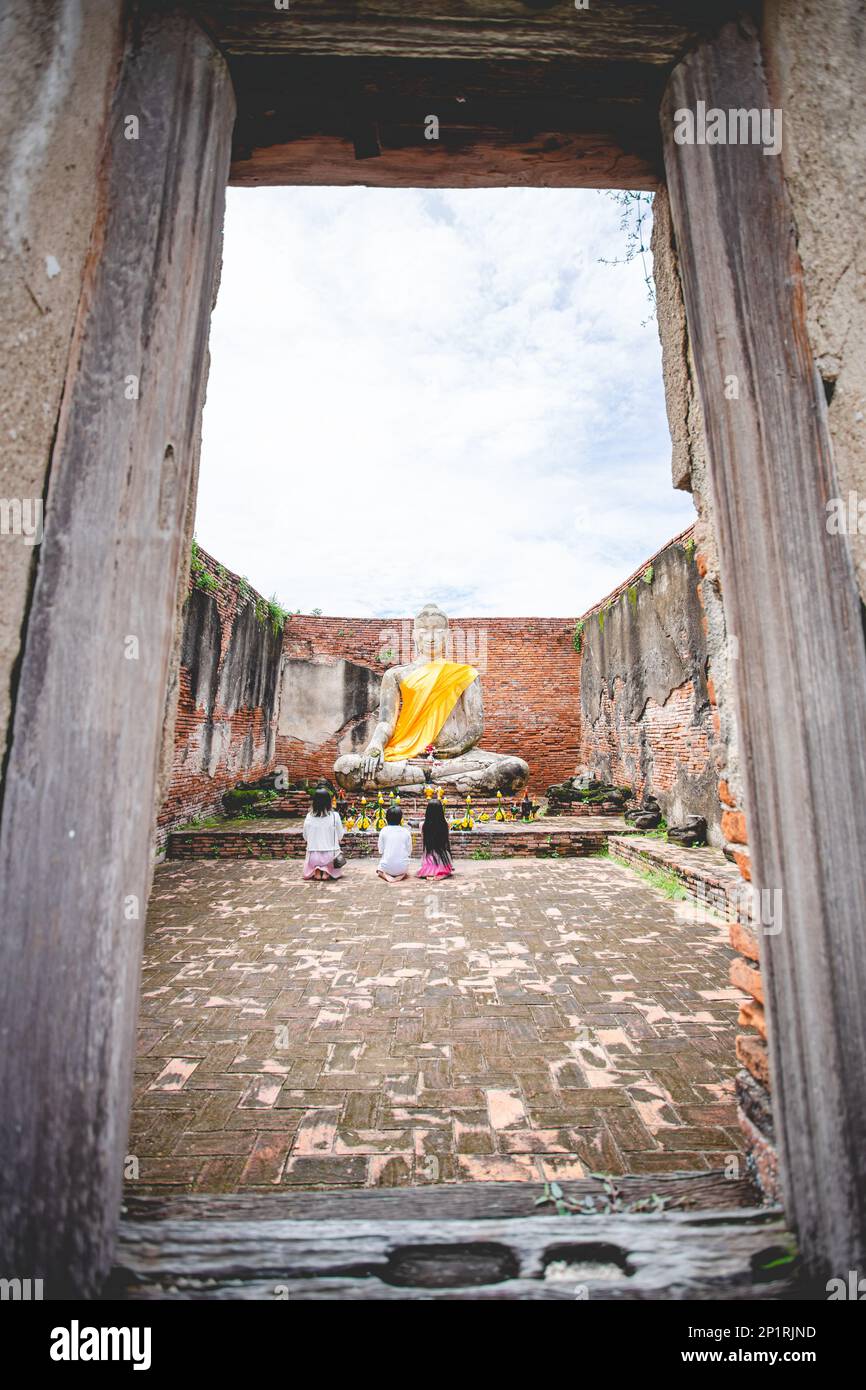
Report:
333,604,529,795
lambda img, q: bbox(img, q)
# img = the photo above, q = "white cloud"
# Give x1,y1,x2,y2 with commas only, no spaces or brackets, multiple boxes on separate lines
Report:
195,187,695,617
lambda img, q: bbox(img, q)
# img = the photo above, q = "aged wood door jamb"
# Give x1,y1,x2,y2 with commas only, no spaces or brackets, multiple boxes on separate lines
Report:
0,8,235,1297
663,19,866,1279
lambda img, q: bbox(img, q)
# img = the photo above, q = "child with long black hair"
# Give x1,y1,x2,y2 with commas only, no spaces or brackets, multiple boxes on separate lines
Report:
302,787,344,881
417,798,454,880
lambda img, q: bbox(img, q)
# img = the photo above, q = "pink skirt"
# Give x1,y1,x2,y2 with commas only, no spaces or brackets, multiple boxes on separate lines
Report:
303,851,344,880
417,854,453,879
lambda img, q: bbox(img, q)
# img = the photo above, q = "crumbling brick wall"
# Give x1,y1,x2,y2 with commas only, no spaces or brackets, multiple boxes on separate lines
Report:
156,546,282,841
577,525,724,843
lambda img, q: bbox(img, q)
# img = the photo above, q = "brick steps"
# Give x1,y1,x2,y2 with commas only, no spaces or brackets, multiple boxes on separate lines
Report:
606,834,749,919
166,817,626,860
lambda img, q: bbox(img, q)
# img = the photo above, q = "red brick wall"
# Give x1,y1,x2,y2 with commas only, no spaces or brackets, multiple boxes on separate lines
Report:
581,677,713,801
278,615,581,797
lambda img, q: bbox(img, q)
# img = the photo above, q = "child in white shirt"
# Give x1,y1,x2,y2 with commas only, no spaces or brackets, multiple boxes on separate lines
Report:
302,787,344,880
377,806,413,883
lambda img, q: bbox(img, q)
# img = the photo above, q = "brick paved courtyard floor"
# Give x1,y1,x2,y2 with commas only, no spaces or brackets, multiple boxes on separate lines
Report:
128,858,746,1193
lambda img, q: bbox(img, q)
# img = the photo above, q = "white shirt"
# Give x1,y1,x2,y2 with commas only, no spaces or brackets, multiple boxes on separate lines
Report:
303,811,344,854
378,824,412,876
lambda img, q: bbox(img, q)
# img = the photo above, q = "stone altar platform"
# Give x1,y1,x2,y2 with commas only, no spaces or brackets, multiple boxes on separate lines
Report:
261,791,621,821
166,815,627,861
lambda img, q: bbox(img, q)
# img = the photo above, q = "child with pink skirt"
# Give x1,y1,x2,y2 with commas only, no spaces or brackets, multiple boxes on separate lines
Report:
302,787,345,880
417,799,454,879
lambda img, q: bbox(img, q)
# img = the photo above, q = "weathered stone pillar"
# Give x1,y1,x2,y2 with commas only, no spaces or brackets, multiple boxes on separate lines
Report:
0,4,234,1295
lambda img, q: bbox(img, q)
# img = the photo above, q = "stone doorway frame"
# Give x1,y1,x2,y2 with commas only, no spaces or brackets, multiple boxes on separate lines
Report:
1,2,864,1296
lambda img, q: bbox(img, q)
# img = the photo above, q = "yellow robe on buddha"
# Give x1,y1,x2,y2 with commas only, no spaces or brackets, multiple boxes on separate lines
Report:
383,658,478,762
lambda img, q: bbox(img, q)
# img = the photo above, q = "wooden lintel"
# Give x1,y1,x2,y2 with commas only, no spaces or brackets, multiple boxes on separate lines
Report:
230,131,659,189
190,1,755,66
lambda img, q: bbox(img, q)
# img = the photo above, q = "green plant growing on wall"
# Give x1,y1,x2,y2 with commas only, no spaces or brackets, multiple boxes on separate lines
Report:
572,619,585,654
236,575,253,606
251,594,289,637
598,609,605,633
643,564,654,585
683,536,696,562
628,584,638,611
378,647,396,664
190,539,218,594
223,788,279,819
266,595,289,637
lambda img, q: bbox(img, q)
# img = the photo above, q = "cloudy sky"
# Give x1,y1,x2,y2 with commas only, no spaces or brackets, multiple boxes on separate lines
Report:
195,186,694,618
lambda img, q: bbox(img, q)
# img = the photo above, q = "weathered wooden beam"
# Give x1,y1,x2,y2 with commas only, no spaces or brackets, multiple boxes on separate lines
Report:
191,1,752,64
661,19,866,1279
110,1208,797,1300
226,54,664,187
120,1172,763,1223
227,54,668,106
0,9,234,1296
215,10,751,189
230,129,659,188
